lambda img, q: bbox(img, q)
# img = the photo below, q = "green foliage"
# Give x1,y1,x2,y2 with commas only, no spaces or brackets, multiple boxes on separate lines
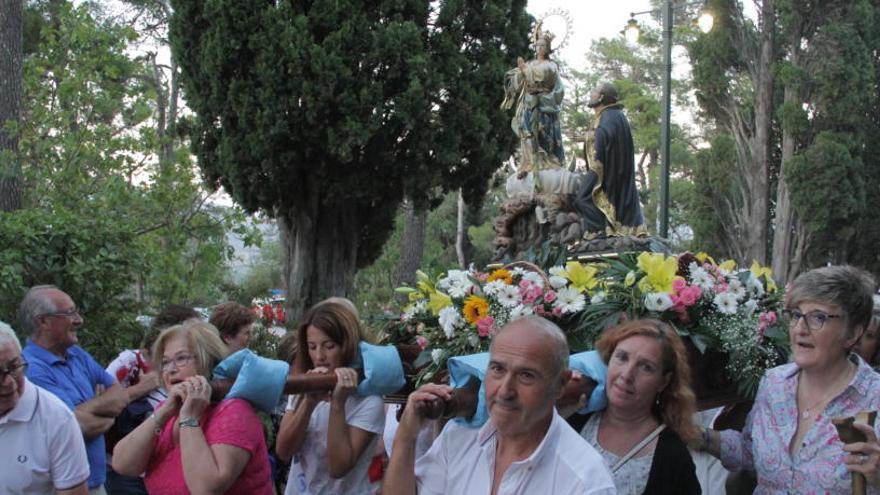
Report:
684,134,736,257
169,0,532,310
1,1,254,362
0,209,145,364
785,132,865,261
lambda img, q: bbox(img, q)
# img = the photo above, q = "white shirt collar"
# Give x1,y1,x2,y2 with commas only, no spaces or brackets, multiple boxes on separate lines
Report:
0,377,38,425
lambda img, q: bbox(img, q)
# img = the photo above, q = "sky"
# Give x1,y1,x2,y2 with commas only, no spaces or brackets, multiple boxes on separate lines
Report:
526,0,655,71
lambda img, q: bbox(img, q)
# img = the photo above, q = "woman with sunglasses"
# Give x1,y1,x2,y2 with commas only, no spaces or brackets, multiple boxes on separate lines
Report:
698,265,880,493
112,320,272,494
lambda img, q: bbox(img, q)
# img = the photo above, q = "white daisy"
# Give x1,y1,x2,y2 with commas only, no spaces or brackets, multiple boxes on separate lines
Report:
549,275,569,289
509,304,533,321
521,272,545,288
644,292,674,312
510,267,527,277
548,265,567,277
483,280,507,296
713,292,739,314
402,300,427,320
689,265,714,291
438,306,463,338
553,287,586,313
496,285,522,308
728,279,747,300
746,274,765,297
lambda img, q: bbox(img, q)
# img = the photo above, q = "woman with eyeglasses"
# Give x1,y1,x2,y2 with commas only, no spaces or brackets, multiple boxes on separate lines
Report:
697,265,880,493
112,320,272,494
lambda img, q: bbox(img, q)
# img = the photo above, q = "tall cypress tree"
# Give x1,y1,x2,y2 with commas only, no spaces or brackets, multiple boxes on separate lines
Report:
169,0,531,317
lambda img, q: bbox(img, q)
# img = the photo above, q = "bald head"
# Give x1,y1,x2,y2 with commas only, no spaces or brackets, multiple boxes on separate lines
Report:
490,316,570,381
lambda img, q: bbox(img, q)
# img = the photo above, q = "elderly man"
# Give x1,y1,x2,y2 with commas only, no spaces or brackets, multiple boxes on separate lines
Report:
385,316,615,495
20,286,129,495
0,321,89,494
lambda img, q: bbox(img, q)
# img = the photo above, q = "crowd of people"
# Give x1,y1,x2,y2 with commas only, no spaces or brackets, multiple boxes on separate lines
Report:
1,263,880,494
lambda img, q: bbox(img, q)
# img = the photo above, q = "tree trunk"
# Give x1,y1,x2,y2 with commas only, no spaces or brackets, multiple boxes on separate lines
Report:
456,190,466,268
278,176,360,321
0,0,23,211
396,198,427,291
771,32,801,284
746,0,774,265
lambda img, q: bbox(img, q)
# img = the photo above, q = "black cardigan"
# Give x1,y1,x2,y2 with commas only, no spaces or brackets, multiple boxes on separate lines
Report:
568,413,702,495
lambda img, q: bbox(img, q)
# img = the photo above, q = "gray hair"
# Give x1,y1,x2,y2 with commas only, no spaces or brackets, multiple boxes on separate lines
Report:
787,266,876,337
18,285,60,336
493,315,570,381
0,321,22,353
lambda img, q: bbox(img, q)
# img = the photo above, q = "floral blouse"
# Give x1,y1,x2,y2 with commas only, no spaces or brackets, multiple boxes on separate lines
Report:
720,355,880,494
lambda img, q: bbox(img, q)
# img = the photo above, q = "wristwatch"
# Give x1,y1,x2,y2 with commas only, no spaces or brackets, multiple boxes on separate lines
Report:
178,417,200,428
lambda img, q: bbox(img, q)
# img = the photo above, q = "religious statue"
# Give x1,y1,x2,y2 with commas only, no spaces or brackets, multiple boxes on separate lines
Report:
501,22,565,174
574,82,648,239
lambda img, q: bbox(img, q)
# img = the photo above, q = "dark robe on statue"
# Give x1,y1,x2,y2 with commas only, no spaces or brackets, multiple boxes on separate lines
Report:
574,104,648,237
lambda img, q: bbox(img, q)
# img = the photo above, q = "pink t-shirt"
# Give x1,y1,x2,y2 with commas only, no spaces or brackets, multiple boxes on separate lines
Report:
144,398,272,495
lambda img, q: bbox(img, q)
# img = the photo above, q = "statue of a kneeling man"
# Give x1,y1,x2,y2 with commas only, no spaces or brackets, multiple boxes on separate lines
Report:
384,317,616,495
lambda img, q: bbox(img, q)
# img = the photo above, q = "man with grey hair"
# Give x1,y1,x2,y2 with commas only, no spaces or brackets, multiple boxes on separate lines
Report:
20,286,129,494
0,320,89,494
385,316,615,494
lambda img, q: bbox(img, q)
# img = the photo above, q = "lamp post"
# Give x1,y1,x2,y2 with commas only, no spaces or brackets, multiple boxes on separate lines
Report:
623,1,712,239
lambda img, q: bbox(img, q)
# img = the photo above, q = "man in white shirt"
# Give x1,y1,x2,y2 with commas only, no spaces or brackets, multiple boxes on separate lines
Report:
385,316,615,495
0,321,89,495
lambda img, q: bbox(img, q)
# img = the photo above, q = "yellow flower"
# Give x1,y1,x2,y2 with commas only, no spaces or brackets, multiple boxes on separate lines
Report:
565,262,598,292
636,252,680,293
428,291,453,316
487,269,513,285
719,259,736,273
695,252,716,265
408,290,424,302
750,260,777,292
462,296,489,325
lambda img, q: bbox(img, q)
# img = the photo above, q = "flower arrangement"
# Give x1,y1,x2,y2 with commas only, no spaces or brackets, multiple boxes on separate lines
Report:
390,252,788,397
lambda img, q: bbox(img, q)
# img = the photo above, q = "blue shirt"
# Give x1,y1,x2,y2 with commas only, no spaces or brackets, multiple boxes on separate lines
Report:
23,340,115,489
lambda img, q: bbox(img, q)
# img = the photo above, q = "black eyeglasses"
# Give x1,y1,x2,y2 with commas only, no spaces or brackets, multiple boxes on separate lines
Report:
41,307,80,318
0,361,28,381
782,308,842,332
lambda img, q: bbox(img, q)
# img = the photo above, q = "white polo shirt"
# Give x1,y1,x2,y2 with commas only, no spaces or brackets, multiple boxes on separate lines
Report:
415,410,616,495
0,378,89,494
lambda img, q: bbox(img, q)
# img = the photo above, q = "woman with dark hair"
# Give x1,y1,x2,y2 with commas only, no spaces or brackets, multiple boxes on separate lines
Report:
854,295,880,370
275,301,384,495
568,318,701,494
210,301,257,353
700,265,880,493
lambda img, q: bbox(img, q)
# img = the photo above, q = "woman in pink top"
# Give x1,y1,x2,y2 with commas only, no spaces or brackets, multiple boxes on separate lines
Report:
112,320,272,494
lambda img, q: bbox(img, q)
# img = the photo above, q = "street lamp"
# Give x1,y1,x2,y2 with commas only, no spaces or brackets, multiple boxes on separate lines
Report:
622,1,713,239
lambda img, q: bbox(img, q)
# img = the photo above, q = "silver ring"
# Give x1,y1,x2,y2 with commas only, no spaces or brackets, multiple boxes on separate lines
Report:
859,454,868,465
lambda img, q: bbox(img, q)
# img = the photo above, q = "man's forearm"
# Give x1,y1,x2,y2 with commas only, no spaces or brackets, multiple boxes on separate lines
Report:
82,384,129,417
74,408,114,439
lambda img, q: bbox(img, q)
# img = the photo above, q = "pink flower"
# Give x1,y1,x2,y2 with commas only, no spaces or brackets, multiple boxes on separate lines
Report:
552,306,563,317
713,282,728,294
759,311,777,325
415,335,428,350
522,286,543,304
519,280,532,291
672,278,687,292
476,316,496,337
477,272,489,281
534,305,548,316
543,290,557,303
678,286,701,307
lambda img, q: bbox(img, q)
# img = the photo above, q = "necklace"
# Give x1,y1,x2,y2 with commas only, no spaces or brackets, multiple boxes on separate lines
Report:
798,362,855,420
